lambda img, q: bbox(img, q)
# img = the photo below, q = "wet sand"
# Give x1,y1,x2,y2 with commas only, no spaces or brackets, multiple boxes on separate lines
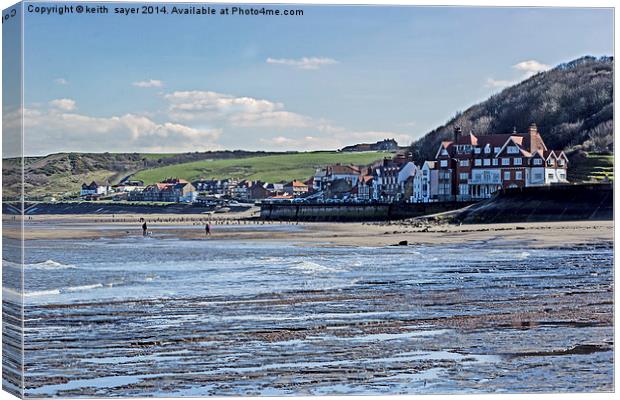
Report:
5,213,614,249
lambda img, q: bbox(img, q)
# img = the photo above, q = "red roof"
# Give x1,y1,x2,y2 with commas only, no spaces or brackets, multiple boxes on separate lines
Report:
327,164,361,175
286,180,307,187
358,175,374,184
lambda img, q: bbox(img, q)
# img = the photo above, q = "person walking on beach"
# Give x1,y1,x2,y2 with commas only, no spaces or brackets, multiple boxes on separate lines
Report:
142,221,148,236
205,223,211,236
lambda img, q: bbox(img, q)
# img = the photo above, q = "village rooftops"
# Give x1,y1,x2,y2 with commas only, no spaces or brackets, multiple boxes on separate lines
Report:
161,178,189,184
285,180,308,187
437,124,551,159
326,164,361,175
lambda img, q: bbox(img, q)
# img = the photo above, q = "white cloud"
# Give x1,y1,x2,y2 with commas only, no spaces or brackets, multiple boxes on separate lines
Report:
132,79,164,88
485,59,550,90
164,90,312,128
485,78,516,89
266,57,338,70
49,98,76,111
20,104,221,154
54,78,68,85
513,60,550,77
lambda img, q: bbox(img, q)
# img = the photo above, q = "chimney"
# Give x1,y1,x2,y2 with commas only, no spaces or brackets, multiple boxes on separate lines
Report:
453,126,462,144
529,123,538,135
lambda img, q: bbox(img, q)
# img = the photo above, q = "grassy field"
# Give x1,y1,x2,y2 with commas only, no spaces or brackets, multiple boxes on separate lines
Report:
568,153,614,182
132,151,390,184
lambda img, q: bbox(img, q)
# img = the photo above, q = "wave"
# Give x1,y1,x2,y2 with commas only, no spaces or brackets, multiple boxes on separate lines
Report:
517,251,530,259
64,283,104,292
3,274,160,300
289,260,343,274
2,259,77,270
2,287,61,298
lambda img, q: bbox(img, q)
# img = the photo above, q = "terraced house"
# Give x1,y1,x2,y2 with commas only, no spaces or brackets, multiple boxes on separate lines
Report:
129,178,197,203
434,123,568,201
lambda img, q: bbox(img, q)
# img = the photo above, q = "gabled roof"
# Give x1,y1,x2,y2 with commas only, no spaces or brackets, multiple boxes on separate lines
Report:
434,141,454,159
358,175,374,184
455,132,478,146
423,160,437,169
327,164,361,175
543,150,568,161
285,180,307,187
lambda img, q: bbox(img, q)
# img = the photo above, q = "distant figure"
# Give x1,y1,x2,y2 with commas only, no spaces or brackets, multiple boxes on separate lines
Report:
205,223,211,236
142,221,148,236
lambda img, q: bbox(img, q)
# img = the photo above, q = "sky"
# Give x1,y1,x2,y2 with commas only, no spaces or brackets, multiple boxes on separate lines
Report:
4,3,614,156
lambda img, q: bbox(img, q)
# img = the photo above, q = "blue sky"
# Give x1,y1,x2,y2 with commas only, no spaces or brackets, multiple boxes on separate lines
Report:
14,3,614,155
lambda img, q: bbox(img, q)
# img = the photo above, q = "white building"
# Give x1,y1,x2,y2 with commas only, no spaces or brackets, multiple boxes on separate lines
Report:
80,181,110,197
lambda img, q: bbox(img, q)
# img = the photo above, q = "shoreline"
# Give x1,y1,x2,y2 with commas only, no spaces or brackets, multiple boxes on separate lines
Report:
4,214,614,249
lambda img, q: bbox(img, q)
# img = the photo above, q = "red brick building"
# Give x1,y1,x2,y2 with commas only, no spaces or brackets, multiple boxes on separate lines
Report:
434,123,568,201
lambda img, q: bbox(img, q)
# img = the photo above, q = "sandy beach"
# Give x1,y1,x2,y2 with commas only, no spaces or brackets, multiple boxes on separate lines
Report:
4,211,614,249
7,212,614,396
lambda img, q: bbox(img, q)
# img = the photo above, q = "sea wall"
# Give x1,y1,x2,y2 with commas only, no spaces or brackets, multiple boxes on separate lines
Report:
260,201,474,221
454,183,612,223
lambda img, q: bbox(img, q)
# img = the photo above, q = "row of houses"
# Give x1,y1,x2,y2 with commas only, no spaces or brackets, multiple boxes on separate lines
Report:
81,178,197,202
81,123,568,204
307,123,568,203
418,123,568,202
80,177,313,203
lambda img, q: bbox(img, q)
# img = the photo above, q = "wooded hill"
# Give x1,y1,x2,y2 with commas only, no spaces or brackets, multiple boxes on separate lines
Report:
409,56,613,163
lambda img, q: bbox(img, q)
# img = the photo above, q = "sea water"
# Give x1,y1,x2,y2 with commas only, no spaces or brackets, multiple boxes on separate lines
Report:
2,225,613,396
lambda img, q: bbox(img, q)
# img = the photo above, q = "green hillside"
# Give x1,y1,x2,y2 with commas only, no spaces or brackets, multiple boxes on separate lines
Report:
132,151,389,184
568,153,614,182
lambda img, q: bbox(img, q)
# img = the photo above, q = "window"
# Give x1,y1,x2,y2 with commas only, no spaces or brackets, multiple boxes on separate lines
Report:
558,159,565,166
507,146,520,154
559,171,566,179
440,160,448,167
504,171,511,180
459,173,468,180
548,173,554,179
459,160,469,167
474,148,481,154
547,159,554,166
484,146,491,154
514,158,522,165
533,158,543,166
459,184,468,195
474,159,482,166
515,171,523,180
441,149,448,156
483,159,491,166
501,158,510,166
494,147,501,153
492,159,499,166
